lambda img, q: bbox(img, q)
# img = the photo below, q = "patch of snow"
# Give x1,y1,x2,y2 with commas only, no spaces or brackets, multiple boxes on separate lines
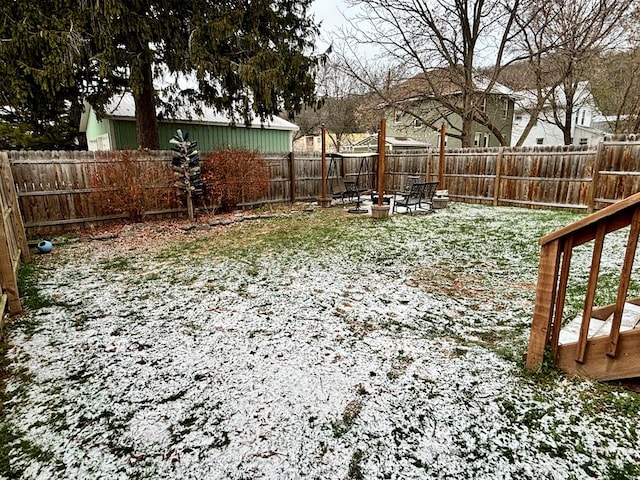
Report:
4,203,640,479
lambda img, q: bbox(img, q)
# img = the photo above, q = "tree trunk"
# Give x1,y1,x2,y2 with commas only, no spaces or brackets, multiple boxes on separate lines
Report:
132,60,160,150
515,115,538,147
563,107,573,146
461,115,473,147
562,82,576,146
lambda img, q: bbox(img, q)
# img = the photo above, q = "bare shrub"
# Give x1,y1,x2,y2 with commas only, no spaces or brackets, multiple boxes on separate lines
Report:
89,151,174,222
200,149,270,212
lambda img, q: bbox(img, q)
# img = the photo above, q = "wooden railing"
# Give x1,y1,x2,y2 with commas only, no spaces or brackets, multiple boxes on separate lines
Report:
526,191,640,374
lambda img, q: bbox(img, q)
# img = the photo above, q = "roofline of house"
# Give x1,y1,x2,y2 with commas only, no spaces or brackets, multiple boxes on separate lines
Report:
377,90,515,110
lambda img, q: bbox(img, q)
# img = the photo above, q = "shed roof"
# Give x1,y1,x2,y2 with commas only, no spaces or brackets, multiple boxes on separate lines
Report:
353,135,430,148
80,93,299,132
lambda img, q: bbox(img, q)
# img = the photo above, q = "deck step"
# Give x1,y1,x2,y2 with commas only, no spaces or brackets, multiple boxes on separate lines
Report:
558,302,640,345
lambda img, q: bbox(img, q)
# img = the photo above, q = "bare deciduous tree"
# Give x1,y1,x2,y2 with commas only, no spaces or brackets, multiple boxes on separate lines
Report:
589,48,640,133
509,0,635,145
335,0,524,147
586,5,640,135
541,0,634,144
292,62,368,152
335,0,637,147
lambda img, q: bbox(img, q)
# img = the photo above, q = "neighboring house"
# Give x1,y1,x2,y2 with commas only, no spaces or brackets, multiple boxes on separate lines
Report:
293,134,323,153
574,124,609,146
80,93,299,153
382,71,515,148
293,132,369,153
351,135,430,153
511,81,606,147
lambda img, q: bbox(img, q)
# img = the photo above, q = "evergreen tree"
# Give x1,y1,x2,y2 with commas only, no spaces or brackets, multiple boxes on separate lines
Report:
0,1,321,149
0,2,94,149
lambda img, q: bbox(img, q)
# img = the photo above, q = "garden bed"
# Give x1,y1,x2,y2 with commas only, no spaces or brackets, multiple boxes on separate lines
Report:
2,203,640,479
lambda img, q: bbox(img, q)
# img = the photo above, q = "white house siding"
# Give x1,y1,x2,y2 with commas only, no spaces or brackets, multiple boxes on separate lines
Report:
573,125,607,146
511,82,604,147
511,115,565,146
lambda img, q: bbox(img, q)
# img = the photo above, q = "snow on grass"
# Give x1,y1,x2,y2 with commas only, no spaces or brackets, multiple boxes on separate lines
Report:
2,203,640,479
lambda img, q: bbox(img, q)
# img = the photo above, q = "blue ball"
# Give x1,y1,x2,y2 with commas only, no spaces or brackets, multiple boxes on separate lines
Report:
37,240,53,254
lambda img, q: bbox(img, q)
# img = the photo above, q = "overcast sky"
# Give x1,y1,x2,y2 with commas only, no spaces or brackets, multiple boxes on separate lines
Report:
310,0,358,53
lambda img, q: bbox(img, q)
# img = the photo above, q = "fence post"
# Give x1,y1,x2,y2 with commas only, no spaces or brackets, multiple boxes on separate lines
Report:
319,125,330,207
439,123,446,188
0,225,21,314
289,151,296,204
493,147,504,206
377,118,386,206
588,141,604,212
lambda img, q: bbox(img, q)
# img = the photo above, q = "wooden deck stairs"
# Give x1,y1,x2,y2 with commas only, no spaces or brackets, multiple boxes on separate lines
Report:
526,191,640,381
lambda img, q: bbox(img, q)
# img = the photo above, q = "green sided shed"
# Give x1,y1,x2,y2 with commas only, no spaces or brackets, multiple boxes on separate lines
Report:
80,93,299,153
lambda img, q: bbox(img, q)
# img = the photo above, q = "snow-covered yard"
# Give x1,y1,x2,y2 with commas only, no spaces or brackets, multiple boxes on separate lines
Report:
2,203,640,479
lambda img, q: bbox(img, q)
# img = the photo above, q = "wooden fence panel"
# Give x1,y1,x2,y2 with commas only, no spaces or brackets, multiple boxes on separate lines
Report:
260,155,291,205
0,153,30,318
495,146,595,209
444,148,499,204
10,151,181,235
385,152,429,191
295,154,322,202
595,138,640,208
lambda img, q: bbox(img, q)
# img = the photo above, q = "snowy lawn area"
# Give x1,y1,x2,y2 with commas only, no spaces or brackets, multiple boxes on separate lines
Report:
2,202,640,479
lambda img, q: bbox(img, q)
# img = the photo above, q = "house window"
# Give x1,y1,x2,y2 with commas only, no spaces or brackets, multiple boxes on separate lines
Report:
579,137,588,145
481,97,487,112
503,99,509,119
394,110,402,123
444,136,448,147
474,132,482,146
536,138,544,145
483,134,490,147
581,109,586,125
412,117,422,128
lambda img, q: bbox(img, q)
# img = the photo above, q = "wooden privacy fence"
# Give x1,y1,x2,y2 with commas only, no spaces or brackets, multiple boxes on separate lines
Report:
9,150,181,235
442,146,596,210
6,137,640,236
440,137,640,211
0,152,30,323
